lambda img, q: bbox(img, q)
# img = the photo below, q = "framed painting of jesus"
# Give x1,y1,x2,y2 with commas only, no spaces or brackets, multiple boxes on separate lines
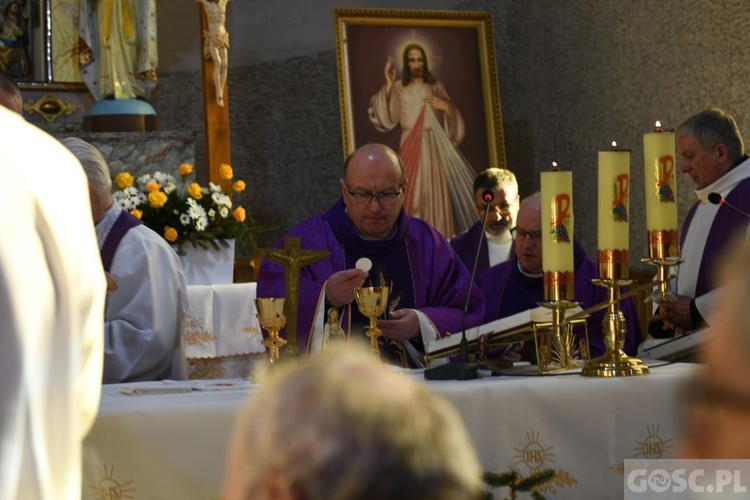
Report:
334,8,506,237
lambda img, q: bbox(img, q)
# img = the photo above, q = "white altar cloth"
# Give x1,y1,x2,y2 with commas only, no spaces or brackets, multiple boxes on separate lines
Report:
82,362,698,499
184,283,265,359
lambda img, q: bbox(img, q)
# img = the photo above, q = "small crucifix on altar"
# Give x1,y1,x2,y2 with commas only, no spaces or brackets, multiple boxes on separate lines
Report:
255,237,330,356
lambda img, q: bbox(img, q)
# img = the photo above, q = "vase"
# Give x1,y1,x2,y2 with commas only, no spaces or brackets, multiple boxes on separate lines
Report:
177,239,235,285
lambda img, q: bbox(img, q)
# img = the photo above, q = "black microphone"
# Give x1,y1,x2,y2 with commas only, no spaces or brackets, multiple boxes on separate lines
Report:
425,189,494,381
708,192,750,218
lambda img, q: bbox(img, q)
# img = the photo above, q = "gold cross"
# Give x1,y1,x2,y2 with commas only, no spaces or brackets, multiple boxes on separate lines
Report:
255,237,330,355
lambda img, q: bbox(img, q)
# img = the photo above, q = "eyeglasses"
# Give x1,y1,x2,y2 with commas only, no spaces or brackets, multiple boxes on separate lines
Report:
510,227,543,242
345,183,404,206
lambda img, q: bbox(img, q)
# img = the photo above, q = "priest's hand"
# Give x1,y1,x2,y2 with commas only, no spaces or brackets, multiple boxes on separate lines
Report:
657,294,693,332
325,269,368,307
378,309,419,341
105,272,118,298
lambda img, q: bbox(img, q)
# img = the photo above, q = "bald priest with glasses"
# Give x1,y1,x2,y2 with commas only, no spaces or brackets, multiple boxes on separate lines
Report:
257,143,483,367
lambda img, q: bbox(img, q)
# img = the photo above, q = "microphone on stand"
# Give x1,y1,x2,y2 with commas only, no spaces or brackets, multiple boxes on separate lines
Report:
707,192,750,219
425,189,495,381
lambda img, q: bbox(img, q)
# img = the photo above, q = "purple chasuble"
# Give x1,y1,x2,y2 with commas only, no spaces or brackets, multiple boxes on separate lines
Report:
326,199,417,363
680,176,750,298
450,221,490,277
257,199,484,361
477,241,642,358
100,210,143,273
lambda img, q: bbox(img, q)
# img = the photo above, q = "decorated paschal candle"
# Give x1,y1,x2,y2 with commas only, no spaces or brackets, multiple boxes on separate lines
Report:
598,141,630,280
541,162,574,301
643,121,678,259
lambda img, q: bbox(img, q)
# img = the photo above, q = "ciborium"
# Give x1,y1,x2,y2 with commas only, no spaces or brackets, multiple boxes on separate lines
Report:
255,298,287,364
354,286,390,362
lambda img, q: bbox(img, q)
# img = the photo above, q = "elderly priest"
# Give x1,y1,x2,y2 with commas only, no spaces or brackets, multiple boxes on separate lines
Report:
257,143,483,366
477,192,642,359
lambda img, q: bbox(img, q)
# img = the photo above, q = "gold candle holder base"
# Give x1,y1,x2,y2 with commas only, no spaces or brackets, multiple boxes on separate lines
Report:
255,298,287,364
640,257,684,303
581,278,649,377
580,348,650,377
533,300,590,374
354,286,390,363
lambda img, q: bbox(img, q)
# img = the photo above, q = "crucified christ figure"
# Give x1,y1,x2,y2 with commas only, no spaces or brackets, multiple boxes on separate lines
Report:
196,0,231,106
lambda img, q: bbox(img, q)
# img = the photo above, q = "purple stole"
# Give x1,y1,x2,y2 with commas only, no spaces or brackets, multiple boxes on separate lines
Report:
680,176,750,297
100,210,143,273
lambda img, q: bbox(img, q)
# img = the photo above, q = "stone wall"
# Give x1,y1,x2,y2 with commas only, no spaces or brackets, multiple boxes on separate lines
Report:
33,1,750,266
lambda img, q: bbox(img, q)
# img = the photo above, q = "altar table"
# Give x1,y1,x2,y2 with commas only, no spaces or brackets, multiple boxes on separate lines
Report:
82,362,698,499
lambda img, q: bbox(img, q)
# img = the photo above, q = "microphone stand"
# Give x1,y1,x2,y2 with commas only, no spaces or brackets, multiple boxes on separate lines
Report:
424,196,494,380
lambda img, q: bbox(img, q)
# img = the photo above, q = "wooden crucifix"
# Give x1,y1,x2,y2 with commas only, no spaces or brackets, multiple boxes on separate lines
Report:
255,238,330,356
197,0,232,189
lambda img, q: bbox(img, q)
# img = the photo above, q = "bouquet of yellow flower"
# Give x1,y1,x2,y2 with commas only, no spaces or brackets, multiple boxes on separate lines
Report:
112,163,258,253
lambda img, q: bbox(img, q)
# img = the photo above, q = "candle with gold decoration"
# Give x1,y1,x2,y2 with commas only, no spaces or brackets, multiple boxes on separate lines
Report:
598,141,630,279
643,121,678,259
541,162,575,301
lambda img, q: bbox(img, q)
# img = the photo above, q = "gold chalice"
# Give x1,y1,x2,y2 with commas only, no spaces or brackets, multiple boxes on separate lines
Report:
255,298,287,364
354,286,390,362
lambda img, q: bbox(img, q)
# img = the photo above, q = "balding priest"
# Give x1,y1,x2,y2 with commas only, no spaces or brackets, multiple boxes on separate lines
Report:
61,138,187,383
257,143,483,366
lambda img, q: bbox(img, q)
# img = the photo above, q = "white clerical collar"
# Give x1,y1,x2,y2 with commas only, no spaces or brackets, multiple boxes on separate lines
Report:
517,260,543,278
695,156,750,202
485,228,513,244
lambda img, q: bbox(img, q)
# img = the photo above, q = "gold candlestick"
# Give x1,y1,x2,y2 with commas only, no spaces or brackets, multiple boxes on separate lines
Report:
640,256,684,303
255,298,287,364
354,286,390,362
533,300,589,374
581,279,650,377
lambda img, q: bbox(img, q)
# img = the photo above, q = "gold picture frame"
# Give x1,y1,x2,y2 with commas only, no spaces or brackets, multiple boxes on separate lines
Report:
334,8,506,172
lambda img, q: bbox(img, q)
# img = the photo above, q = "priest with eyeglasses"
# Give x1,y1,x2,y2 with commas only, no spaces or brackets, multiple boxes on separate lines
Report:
257,143,483,367
477,192,642,360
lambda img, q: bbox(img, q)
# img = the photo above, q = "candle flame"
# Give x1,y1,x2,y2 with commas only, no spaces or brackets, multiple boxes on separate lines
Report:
550,161,559,172
611,141,618,151
655,120,663,132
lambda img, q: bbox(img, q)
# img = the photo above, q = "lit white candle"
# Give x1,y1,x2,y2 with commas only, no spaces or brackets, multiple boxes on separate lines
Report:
598,142,630,279
541,163,575,300
643,121,679,259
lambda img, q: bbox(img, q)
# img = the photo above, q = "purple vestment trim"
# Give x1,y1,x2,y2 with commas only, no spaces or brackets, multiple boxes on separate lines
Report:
100,210,143,273
681,176,750,297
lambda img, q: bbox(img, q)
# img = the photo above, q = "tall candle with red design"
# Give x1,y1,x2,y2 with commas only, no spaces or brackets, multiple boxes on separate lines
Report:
643,121,679,259
598,142,630,279
541,163,574,300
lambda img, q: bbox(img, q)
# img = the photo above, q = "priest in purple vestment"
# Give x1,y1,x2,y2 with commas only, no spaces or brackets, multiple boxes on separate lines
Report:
450,168,519,278
477,193,642,359
650,108,750,337
257,143,484,367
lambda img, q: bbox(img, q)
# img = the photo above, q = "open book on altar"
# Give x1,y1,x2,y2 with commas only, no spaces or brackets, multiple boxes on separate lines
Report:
424,305,584,359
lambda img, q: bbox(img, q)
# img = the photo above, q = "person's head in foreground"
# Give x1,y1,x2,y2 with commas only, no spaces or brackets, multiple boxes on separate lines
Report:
680,237,750,458
223,346,482,500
